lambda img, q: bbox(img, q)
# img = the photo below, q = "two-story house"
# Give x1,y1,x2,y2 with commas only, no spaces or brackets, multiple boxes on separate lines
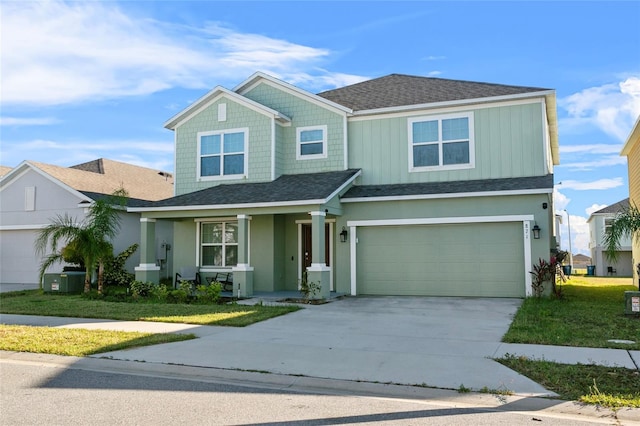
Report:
587,199,633,276
131,72,559,298
621,116,640,284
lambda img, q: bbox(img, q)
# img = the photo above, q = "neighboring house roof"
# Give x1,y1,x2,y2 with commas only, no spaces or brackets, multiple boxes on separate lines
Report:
2,159,174,201
0,166,12,177
132,169,361,210
572,253,592,264
316,74,551,112
592,198,630,215
341,174,553,200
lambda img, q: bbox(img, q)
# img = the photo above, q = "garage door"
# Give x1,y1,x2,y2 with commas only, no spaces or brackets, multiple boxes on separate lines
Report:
357,222,525,297
0,230,41,285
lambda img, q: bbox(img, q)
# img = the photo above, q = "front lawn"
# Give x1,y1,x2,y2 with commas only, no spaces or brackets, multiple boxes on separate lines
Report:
0,324,195,356
500,275,640,408
503,276,639,349
0,290,301,327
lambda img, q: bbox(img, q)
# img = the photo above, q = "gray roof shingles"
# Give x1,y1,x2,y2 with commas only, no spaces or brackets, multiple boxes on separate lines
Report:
342,174,554,199
317,74,550,111
593,198,629,215
145,169,361,208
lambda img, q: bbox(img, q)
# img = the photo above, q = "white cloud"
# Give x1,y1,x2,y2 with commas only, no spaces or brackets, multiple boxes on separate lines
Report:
559,144,622,154
559,76,640,141
0,117,60,126
585,204,607,216
553,188,571,211
2,138,175,171
558,178,624,191
560,156,627,171
0,1,366,107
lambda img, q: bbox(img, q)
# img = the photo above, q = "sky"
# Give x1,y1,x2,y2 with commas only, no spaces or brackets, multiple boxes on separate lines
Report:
1,1,639,256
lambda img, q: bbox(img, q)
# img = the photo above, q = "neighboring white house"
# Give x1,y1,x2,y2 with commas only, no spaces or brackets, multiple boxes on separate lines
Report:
0,159,175,286
587,198,633,276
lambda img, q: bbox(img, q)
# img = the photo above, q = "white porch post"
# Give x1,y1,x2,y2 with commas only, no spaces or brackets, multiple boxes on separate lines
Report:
232,214,254,297
135,218,160,284
307,211,330,299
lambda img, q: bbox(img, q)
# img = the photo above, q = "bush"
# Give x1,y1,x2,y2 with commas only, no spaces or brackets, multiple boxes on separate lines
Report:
130,280,154,298
195,282,222,304
103,244,138,287
167,289,188,304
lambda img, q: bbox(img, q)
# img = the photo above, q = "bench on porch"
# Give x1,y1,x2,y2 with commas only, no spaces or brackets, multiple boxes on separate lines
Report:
206,272,234,292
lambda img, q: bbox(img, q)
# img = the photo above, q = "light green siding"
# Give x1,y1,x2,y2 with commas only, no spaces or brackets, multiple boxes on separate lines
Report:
174,97,272,196
244,83,346,175
349,102,546,185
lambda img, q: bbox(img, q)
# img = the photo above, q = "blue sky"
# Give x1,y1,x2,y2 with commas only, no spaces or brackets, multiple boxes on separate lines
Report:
1,1,639,255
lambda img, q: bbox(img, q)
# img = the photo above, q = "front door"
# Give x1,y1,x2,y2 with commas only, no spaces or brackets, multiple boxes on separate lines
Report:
300,223,332,290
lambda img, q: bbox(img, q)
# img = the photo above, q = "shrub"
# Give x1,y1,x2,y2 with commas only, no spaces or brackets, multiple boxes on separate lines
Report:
130,280,154,298
103,244,138,287
196,282,222,304
150,283,169,302
166,289,188,304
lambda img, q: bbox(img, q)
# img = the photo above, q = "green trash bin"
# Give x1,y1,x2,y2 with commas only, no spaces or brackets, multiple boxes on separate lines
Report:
562,265,572,276
586,265,595,276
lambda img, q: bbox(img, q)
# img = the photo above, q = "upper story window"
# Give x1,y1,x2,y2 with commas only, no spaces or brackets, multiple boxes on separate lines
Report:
198,129,248,179
296,125,327,160
408,112,474,171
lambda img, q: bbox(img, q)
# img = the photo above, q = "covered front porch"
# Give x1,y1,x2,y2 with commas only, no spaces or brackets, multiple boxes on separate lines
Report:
128,170,360,299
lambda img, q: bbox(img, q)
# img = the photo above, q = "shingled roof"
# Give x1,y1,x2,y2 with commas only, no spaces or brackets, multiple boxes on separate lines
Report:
28,159,174,201
139,169,361,209
342,174,554,200
592,198,630,215
317,74,551,111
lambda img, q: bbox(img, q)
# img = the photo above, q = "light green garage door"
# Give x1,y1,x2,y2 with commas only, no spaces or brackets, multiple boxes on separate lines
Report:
357,222,525,297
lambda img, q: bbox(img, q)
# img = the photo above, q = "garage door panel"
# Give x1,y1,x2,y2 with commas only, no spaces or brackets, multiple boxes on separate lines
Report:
357,223,525,297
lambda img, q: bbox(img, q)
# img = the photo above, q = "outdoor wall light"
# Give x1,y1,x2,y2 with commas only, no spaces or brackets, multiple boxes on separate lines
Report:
532,224,541,239
340,226,348,243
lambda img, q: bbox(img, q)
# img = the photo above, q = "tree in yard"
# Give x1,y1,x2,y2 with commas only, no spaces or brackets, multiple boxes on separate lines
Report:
35,189,128,293
603,203,640,262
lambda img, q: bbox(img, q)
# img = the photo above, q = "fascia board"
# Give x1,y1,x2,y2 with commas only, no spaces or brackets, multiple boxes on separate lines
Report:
235,72,353,115
128,198,329,213
164,86,291,130
621,115,640,156
0,161,94,204
350,90,556,117
341,188,552,203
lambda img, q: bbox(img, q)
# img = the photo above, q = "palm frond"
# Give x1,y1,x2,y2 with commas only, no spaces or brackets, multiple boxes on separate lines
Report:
603,203,640,261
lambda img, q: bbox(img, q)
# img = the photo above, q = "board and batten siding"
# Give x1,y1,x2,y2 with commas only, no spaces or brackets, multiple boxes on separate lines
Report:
348,101,547,185
174,97,272,196
244,82,346,175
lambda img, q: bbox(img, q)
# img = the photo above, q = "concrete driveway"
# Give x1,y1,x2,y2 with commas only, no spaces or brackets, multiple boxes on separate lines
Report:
97,296,554,396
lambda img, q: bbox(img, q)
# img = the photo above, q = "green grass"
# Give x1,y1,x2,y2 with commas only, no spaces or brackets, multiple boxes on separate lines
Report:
503,276,639,349
0,324,195,356
0,290,301,327
498,355,640,408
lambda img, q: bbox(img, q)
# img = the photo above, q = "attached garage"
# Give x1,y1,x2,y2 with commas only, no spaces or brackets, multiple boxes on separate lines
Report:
0,229,42,285
352,219,529,298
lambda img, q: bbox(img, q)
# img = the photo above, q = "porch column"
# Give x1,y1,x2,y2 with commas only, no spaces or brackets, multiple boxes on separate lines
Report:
232,214,254,298
306,211,330,299
135,218,160,284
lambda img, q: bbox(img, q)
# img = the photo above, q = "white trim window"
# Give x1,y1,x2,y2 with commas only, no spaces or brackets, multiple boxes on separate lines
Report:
408,112,474,171
200,221,238,267
296,125,327,160
198,128,248,179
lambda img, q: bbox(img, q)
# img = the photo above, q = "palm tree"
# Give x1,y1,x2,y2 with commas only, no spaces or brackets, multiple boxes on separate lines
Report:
35,189,127,293
603,202,640,262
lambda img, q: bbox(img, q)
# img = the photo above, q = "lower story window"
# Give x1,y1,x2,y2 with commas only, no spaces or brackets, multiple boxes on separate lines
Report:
200,221,238,267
